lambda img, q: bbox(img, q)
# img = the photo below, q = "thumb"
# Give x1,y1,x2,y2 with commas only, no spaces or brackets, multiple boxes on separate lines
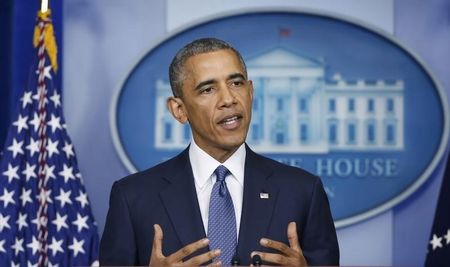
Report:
152,224,164,257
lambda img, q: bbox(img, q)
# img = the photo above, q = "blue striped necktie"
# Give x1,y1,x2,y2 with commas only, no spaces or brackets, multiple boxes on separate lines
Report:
208,165,237,265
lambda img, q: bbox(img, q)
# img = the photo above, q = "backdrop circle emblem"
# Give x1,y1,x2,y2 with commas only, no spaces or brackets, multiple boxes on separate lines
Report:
110,9,449,228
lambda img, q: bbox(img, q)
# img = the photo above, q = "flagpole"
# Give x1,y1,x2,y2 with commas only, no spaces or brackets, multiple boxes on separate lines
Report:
40,0,49,12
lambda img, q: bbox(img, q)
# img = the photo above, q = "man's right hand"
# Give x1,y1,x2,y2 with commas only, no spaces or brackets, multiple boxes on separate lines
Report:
149,224,222,266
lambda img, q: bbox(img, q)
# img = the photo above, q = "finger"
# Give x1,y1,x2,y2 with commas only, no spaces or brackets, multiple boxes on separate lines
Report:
287,222,301,252
287,222,307,264
166,238,210,263
260,238,297,257
183,249,221,266
152,224,164,257
251,251,289,265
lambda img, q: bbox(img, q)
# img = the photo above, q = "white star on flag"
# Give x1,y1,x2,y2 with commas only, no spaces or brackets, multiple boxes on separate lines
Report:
68,237,85,257
47,114,62,133
26,236,41,255
11,237,24,256
0,214,11,231
62,141,74,159
0,240,5,253
46,138,60,157
0,188,15,208
20,188,33,206
12,115,29,133
72,213,89,233
58,164,75,183
444,229,450,245
55,188,72,208
52,212,68,232
25,137,40,157
16,213,28,231
7,138,24,158
37,188,53,204
45,164,57,180
20,91,33,109
2,163,19,183
50,90,61,108
22,163,37,182
76,191,89,208
430,234,443,250
35,65,52,80
41,65,52,80
32,89,49,104
31,216,40,229
48,237,64,256
28,112,40,133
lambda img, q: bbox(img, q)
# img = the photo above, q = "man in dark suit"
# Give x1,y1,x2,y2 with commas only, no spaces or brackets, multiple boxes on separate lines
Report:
100,38,339,266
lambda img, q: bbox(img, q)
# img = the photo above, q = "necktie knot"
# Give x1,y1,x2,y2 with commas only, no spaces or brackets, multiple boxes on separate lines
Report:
214,165,229,182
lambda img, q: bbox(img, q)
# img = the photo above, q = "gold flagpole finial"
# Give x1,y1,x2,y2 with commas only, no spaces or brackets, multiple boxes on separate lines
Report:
35,0,58,73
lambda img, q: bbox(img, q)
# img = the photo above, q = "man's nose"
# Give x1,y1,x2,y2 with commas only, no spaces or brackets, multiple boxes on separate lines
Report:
218,84,237,107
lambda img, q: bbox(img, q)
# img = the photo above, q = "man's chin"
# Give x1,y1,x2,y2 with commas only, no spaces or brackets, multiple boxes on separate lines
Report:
220,136,247,150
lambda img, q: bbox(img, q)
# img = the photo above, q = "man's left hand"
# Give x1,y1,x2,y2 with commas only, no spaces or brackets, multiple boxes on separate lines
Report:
251,222,307,266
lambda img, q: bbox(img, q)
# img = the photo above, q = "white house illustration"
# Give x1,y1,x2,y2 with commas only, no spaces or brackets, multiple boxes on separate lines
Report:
154,47,404,153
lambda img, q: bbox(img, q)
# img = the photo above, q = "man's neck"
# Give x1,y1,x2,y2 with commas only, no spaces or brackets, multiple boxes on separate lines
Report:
189,139,246,186
192,141,243,163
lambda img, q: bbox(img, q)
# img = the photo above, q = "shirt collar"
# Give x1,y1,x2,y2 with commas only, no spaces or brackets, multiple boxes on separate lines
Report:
189,139,246,190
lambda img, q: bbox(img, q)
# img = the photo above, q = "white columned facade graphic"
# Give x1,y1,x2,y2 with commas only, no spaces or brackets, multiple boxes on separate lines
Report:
154,48,404,153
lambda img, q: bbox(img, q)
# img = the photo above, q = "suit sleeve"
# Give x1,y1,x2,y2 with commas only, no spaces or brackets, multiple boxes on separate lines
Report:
99,181,138,266
301,177,340,266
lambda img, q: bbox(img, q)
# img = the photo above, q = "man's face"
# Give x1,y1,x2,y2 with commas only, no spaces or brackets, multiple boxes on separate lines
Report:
172,49,253,161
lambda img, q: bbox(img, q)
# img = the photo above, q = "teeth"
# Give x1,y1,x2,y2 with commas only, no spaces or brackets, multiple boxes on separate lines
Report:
222,116,238,124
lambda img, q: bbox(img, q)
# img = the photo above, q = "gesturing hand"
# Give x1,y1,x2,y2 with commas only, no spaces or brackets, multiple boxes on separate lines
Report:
251,222,307,266
149,224,221,266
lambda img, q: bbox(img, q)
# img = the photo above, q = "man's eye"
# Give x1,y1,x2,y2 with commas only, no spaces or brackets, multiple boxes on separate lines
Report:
201,87,213,94
231,80,244,86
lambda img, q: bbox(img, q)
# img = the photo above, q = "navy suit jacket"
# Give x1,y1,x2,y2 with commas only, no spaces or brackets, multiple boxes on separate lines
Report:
100,145,339,266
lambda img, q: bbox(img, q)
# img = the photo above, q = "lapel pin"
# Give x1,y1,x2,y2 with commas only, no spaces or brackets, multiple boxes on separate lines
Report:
260,192,269,199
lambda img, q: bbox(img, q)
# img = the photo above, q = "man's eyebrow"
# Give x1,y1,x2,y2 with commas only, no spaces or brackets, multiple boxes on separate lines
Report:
194,79,216,91
228,73,246,80
194,73,246,91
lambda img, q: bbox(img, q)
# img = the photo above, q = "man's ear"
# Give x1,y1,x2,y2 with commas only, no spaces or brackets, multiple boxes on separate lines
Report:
249,80,254,101
167,96,188,124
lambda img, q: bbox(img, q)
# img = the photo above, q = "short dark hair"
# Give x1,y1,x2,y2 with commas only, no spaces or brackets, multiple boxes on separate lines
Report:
169,38,247,97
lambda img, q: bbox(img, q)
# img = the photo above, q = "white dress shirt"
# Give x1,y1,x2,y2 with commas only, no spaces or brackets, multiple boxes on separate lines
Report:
189,139,245,239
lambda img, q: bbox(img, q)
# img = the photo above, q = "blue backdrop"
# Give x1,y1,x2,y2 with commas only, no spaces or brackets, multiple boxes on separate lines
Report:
1,0,449,266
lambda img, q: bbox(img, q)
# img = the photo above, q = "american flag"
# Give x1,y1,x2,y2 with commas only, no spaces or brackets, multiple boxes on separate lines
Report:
0,9,99,266
425,153,450,266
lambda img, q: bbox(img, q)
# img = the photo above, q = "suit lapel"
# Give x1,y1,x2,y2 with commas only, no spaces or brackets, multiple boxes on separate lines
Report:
237,146,279,263
158,146,279,262
159,149,209,255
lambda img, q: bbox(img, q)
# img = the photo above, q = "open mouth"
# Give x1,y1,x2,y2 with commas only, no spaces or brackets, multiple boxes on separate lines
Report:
218,114,243,129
